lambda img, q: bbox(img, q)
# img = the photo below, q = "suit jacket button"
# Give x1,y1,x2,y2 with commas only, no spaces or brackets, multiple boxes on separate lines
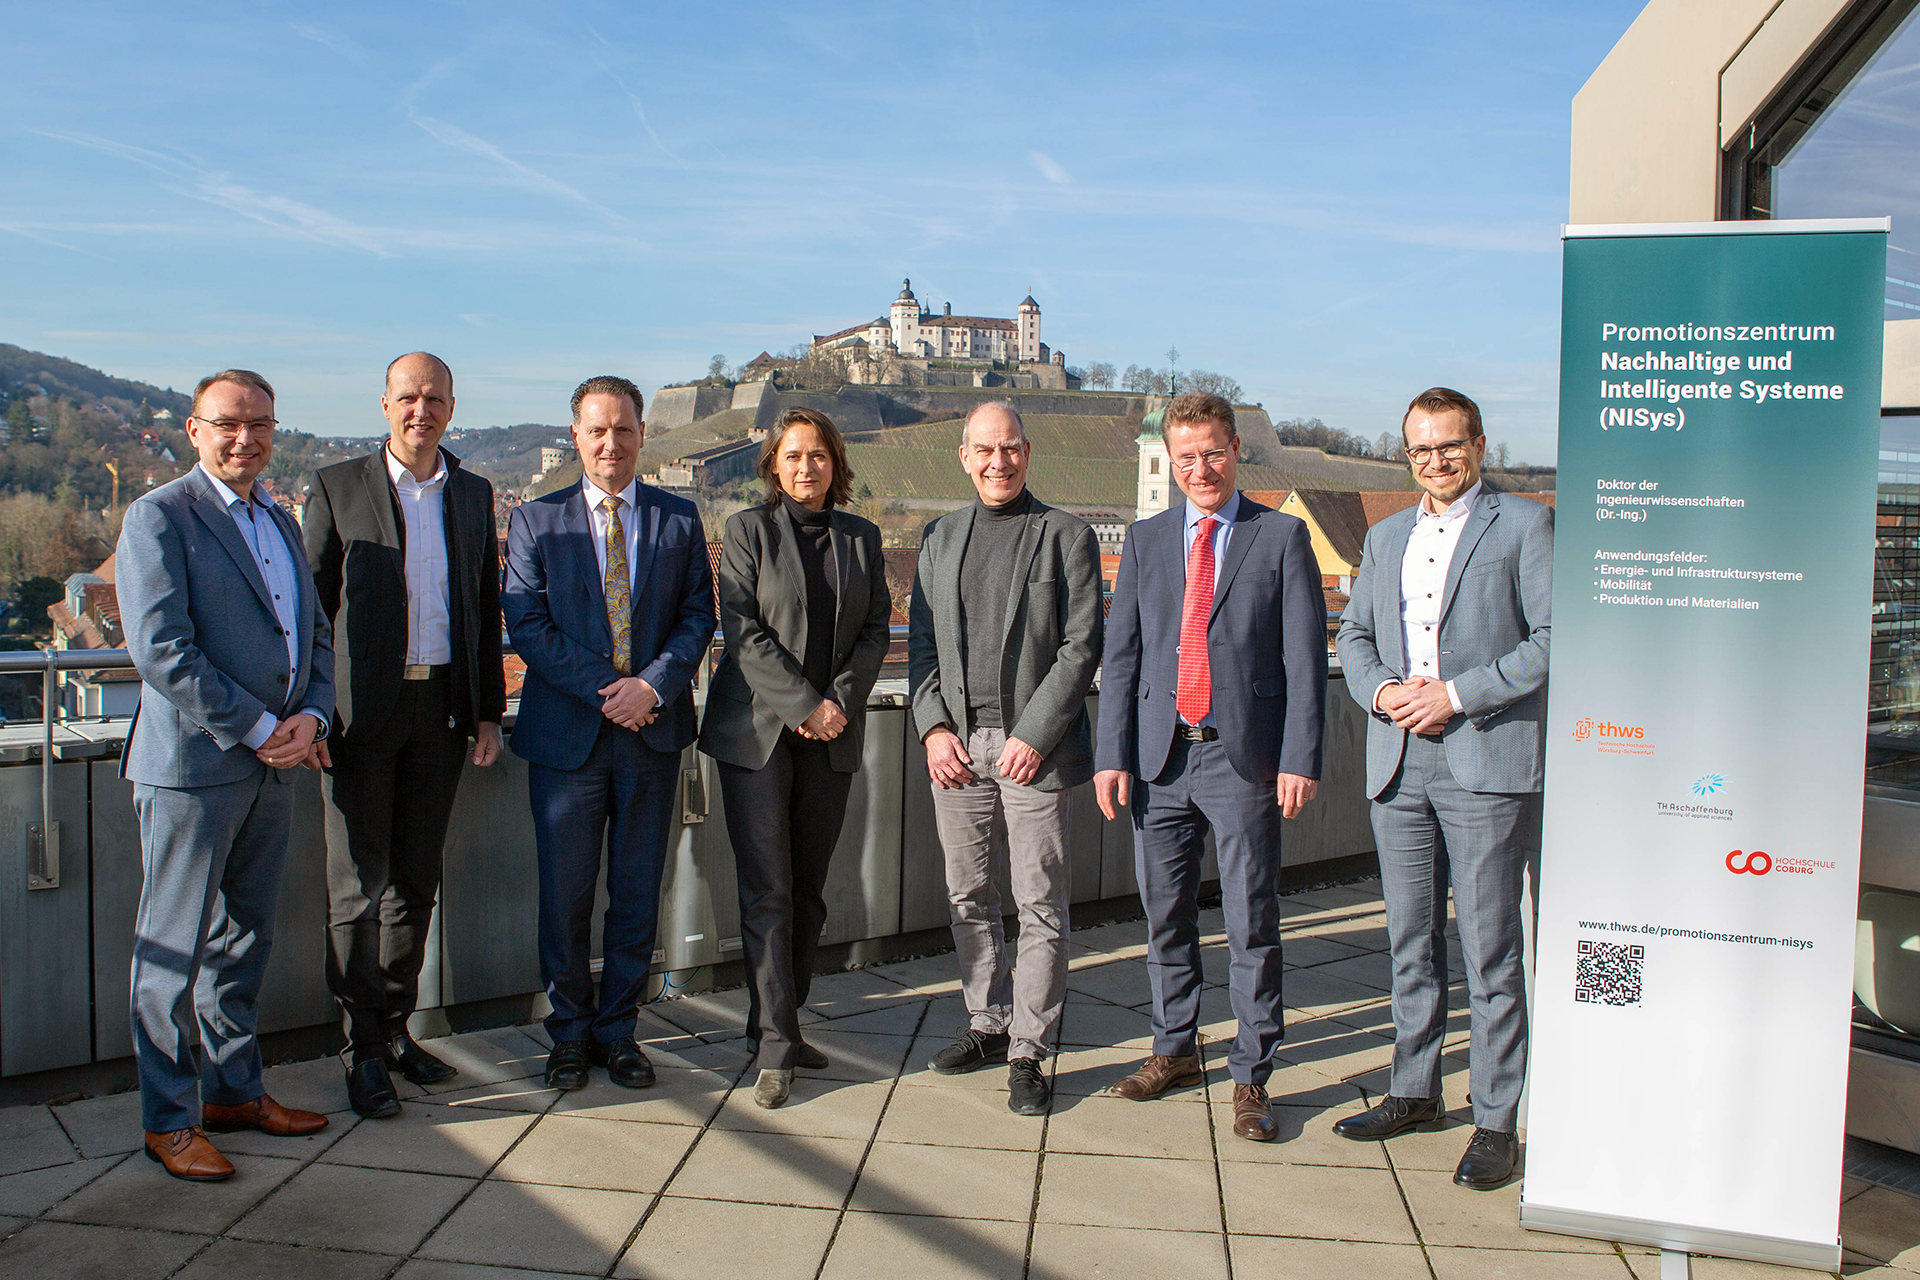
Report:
277,674,289,684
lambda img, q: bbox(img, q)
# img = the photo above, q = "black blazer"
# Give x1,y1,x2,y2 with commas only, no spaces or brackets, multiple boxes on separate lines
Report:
700,503,892,774
305,447,507,743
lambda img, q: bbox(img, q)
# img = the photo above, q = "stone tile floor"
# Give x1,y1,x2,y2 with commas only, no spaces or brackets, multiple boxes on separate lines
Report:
0,878,1915,1278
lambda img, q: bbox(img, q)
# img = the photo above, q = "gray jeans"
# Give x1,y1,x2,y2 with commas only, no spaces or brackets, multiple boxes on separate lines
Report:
929,726,1072,1062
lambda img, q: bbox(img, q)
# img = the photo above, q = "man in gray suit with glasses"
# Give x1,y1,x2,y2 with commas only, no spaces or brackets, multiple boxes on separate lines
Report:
1333,386,1552,1191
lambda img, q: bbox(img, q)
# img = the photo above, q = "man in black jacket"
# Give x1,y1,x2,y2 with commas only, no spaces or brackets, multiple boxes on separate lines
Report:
304,352,507,1118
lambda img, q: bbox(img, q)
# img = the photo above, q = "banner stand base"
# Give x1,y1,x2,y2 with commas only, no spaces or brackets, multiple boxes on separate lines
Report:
1660,1250,1691,1280
1519,1201,1841,1271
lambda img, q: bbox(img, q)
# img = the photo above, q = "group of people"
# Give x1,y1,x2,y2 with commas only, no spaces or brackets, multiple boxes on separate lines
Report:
117,360,1550,1198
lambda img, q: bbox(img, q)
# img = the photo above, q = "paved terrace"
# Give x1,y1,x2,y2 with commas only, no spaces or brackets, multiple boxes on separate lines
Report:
0,879,1915,1280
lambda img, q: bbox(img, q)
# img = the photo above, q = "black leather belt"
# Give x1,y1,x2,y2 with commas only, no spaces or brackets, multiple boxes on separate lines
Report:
1175,724,1218,742
402,664,452,681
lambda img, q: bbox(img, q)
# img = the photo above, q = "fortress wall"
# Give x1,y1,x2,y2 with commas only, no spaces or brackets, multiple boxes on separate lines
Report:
650,385,702,431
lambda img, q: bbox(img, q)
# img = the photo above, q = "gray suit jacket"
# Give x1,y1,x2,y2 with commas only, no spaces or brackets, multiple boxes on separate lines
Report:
908,495,1103,791
117,467,336,788
700,503,893,773
1336,489,1552,797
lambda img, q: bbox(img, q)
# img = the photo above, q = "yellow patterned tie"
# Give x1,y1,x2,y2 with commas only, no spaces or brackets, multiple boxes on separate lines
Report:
602,495,632,675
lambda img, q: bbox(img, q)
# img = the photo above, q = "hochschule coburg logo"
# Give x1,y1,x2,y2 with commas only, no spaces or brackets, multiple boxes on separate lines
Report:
1726,849,1772,875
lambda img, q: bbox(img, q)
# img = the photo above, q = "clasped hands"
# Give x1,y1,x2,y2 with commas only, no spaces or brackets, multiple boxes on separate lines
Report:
258,713,324,771
796,698,848,743
1377,675,1456,737
600,676,661,730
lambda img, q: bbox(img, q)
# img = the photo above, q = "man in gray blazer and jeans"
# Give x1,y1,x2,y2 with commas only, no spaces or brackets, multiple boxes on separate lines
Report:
1334,387,1551,1190
909,400,1103,1116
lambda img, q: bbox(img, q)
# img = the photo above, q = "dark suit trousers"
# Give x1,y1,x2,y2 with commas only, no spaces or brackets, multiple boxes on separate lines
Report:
1133,736,1286,1086
322,673,469,1054
717,732,852,1070
529,721,679,1045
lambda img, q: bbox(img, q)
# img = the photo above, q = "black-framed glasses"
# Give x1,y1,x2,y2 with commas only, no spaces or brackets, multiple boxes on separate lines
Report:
192,417,278,436
1171,448,1231,473
1405,439,1472,465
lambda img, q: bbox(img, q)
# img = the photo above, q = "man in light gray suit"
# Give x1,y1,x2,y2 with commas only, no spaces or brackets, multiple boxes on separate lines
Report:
1333,387,1551,1190
909,400,1103,1117
117,369,335,1182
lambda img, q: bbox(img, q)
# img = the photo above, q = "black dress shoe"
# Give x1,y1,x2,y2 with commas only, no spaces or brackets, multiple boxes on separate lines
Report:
390,1032,458,1085
589,1038,656,1089
1453,1128,1520,1189
546,1039,591,1090
346,1057,401,1119
1007,1058,1050,1116
1332,1095,1446,1141
928,1029,1010,1075
795,1042,830,1071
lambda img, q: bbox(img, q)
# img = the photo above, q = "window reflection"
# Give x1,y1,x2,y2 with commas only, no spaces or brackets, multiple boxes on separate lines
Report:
1871,415,1920,786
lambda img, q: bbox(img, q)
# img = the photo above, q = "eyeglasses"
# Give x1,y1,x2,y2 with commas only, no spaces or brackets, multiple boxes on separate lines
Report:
1171,448,1231,473
1405,439,1472,465
193,417,278,437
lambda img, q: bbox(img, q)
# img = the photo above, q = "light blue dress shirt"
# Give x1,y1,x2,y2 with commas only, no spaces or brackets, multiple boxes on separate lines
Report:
1178,490,1242,728
198,465,328,751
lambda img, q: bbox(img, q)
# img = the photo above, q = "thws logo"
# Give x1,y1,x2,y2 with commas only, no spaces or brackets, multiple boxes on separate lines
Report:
1572,717,1644,741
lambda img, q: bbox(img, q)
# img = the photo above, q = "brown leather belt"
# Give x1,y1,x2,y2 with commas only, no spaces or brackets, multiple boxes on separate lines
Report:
402,664,451,681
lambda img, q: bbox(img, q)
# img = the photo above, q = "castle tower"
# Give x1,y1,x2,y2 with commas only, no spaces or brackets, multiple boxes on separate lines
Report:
1018,294,1041,363
890,279,920,354
1136,405,1170,517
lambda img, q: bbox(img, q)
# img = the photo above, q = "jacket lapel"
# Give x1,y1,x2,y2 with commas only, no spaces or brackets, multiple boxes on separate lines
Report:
828,510,855,656
1209,497,1258,622
937,503,976,627
1001,502,1047,650
1438,491,1500,626
563,487,612,644
1376,509,1415,674
264,501,313,668
627,485,662,609
185,472,277,619
360,451,400,548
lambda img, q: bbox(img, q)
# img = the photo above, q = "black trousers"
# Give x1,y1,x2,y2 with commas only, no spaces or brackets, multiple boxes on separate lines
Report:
322,673,469,1054
718,731,853,1070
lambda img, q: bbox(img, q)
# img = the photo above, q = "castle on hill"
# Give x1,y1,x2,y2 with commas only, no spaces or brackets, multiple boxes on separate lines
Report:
805,279,1076,390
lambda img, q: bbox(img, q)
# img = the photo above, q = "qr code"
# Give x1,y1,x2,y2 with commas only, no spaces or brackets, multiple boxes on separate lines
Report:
1574,940,1644,1006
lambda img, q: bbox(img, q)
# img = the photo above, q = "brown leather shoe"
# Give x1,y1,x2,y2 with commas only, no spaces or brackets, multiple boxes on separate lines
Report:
1232,1083,1277,1141
144,1127,235,1182
1108,1054,1203,1101
201,1094,328,1137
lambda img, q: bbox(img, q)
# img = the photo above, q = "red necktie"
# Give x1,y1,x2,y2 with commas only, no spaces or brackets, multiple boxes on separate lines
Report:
1176,517,1217,724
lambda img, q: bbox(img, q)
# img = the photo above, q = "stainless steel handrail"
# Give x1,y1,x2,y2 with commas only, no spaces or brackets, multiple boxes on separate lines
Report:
0,649,129,890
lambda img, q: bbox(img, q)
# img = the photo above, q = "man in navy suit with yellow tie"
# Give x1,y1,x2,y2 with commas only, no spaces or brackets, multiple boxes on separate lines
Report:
503,375,715,1091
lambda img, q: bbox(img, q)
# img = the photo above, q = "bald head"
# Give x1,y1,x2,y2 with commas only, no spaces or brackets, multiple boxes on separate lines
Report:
386,351,453,395
962,398,1025,447
382,352,456,479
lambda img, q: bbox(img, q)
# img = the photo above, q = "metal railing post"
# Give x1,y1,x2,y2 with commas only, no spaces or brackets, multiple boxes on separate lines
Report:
27,650,59,889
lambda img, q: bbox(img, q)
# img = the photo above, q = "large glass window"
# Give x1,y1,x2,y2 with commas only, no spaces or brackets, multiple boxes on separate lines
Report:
1730,0,1920,321
1871,415,1920,786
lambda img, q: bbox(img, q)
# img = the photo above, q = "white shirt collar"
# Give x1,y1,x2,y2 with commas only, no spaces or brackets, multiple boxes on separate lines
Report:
1184,489,1241,531
583,475,641,512
197,463,266,511
385,444,448,489
1418,480,1482,522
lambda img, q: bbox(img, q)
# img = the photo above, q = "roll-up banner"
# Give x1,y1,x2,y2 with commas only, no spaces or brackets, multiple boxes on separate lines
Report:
1521,219,1888,1271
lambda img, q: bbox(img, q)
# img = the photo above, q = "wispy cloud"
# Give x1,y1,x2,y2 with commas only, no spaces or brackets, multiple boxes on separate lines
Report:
290,22,368,63
1029,151,1071,186
586,27,690,170
408,112,626,222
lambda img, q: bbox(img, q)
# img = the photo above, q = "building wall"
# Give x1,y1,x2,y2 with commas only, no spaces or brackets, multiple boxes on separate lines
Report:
1137,435,1170,516
1278,492,1361,576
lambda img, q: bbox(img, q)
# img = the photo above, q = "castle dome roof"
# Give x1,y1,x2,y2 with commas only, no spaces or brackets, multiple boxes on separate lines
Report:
1020,294,1039,309
897,278,917,303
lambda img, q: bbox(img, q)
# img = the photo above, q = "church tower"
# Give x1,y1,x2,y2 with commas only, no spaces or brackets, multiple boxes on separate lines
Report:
1136,405,1171,517
1018,294,1041,363
890,279,921,354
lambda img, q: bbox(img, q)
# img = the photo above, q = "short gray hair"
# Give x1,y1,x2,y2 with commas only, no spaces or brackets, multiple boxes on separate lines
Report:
962,398,1026,445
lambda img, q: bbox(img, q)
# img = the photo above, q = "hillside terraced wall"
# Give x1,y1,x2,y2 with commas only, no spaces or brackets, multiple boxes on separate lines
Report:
650,384,732,431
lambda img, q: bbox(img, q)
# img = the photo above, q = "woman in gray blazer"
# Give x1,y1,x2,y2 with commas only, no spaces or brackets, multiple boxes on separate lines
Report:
700,408,892,1108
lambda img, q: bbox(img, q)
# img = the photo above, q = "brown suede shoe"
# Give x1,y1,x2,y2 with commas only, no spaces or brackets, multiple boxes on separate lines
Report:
1232,1083,1277,1141
1108,1054,1203,1101
201,1094,328,1137
144,1127,235,1182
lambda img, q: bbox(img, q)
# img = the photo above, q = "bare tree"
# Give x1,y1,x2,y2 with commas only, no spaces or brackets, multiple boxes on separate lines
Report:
1492,442,1510,469
706,354,730,383
1181,370,1243,403
1122,364,1165,394
1083,361,1116,390
1374,431,1407,462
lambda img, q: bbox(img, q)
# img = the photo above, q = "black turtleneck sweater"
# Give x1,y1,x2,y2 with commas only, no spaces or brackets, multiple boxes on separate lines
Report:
958,488,1031,728
781,493,838,698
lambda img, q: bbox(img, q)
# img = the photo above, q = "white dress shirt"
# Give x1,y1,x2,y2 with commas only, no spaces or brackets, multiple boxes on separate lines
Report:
386,446,453,665
1377,481,1482,716
1178,491,1241,728
584,476,643,589
197,465,328,750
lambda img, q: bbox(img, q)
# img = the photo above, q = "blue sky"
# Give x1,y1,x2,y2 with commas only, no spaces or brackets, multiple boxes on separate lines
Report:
3,2,1646,463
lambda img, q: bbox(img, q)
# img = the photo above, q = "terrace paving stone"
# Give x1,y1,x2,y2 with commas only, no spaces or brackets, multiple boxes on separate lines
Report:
1427,1246,1636,1278
546,1068,733,1129
319,1101,534,1178
788,1029,914,1083
1027,1223,1231,1280
0,1154,121,1217
818,1210,1029,1280
396,1262,582,1280
1044,1091,1215,1159
1217,1160,1417,1244
648,990,753,1039
416,1180,649,1274
709,1077,892,1141
1055,995,1155,1049
1398,1171,1614,1253
1061,957,1154,1007
1212,1102,1388,1169
426,1078,564,1115
797,968,931,1019
810,1000,930,1038
868,954,965,996
230,1163,474,1256
875,1077,1046,1151
616,1196,836,1279
414,1028,551,1094
1228,1235,1433,1278
0,1221,205,1280
48,1151,301,1235
1034,1152,1223,1232
1843,1185,1920,1271
491,1115,697,1192
49,1091,144,1158
1052,1043,1224,1101
261,1055,392,1116
848,1140,1039,1221
1313,951,1395,991
666,1128,866,1210
171,1237,399,1279
0,1108,75,1178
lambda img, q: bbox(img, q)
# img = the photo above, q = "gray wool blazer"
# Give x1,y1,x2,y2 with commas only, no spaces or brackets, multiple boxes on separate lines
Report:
1335,488,1553,798
699,503,892,774
908,495,1104,791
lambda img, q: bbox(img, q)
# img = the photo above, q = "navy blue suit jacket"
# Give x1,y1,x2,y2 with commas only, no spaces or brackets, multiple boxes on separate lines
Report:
503,481,716,770
1094,494,1327,786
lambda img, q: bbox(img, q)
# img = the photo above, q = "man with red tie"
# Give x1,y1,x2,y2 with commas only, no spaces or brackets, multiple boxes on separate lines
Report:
1093,392,1327,1141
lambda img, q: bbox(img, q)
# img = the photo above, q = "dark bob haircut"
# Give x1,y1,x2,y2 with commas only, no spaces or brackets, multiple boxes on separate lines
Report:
757,407,855,509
